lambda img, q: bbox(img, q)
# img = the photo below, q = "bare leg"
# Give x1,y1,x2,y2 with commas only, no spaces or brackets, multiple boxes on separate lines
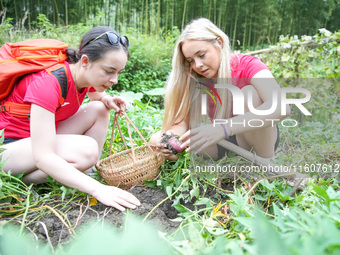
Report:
1,134,99,183
1,101,111,184
235,85,278,158
57,101,111,156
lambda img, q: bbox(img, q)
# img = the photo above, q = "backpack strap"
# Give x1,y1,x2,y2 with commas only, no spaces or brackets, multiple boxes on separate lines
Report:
46,64,69,106
0,102,31,119
0,64,69,118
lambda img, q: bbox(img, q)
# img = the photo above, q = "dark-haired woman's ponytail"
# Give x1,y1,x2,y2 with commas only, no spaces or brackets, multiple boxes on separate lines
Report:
66,47,81,64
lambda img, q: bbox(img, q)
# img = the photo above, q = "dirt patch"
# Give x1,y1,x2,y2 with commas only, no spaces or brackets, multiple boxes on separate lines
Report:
28,186,180,246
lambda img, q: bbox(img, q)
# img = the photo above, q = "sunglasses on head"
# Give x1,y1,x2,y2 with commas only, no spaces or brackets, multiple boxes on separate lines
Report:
83,31,129,48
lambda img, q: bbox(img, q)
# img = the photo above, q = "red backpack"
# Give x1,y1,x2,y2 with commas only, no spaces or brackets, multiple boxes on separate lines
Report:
0,39,69,118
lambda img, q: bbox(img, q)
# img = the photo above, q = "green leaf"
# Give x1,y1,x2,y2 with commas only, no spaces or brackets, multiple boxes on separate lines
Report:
252,194,268,201
205,226,228,235
174,172,182,187
252,212,290,255
143,180,157,188
0,132,4,145
234,216,253,229
144,88,166,96
133,100,145,109
187,222,206,252
274,190,291,201
173,204,192,214
119,91,143,102
325,186,340,201
313,184,331,203
189,187,199,199
165,185,172,197
260,180,275,191
294,195,305,203
194,197,212,207
228,190,249,213
0,225,51,255
64,214,174,255
60,186,68,201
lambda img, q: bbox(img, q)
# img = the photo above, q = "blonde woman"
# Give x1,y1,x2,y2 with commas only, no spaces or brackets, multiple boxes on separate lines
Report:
150,18,289,161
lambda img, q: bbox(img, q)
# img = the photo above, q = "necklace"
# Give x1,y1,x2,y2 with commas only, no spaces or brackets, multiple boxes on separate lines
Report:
71,64,87,112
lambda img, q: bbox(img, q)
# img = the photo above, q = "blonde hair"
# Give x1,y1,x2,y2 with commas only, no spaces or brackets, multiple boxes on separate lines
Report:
162,18,233,132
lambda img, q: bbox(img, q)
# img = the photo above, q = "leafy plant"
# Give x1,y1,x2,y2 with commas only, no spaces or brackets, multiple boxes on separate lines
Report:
256,30,340,123
0,214,174,255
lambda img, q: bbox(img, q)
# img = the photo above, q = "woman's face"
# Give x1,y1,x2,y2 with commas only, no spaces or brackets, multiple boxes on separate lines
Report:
85,49,128,92
181,39,221,78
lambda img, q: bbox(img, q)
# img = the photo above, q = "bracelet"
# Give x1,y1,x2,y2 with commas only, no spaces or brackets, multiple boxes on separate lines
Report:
220,124,229,139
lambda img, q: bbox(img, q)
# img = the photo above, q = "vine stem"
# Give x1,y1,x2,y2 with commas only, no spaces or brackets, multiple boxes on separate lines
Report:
142,174,191,223
19,184,32,235
246,173,298,196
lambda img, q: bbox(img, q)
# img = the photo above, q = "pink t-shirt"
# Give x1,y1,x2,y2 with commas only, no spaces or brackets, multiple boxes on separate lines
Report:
230,54,270,88
0,62,96,139
207,54,270,120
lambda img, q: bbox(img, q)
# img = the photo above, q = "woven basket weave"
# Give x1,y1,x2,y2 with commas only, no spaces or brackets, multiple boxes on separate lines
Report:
96,112,165,190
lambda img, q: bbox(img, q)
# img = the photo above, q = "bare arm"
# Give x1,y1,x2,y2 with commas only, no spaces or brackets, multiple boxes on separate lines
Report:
180,69,290,153
227,69,290,136
30,104,140,211
165,116,190,137
30,104,100,192
87,91,128,114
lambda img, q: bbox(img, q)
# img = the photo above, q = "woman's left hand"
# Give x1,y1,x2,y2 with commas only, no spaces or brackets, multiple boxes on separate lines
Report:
180,124,226,154
101,95,128,115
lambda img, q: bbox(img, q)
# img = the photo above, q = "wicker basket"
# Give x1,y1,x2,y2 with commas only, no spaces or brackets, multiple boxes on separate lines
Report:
96,111,165,190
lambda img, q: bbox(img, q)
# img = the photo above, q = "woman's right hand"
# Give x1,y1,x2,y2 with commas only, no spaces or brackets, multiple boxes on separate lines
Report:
156,143,179,161
157,130,181,161
92,184,141,211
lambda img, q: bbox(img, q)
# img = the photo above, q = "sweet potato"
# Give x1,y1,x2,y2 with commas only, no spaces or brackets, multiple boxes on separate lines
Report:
160,133,185,154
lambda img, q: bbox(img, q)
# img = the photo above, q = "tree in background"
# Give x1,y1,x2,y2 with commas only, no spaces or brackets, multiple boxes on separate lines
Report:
1,0,339,49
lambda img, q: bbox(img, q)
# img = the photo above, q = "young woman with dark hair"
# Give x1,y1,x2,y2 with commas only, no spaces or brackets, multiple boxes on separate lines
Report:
0,26,141,211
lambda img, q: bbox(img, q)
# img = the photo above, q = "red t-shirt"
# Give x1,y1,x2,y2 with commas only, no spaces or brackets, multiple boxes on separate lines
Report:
0,61,96,139
207,54,270,120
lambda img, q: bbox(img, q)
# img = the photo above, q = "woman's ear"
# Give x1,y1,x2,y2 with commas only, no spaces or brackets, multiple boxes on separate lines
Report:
80,55,90,68
216,37,223,48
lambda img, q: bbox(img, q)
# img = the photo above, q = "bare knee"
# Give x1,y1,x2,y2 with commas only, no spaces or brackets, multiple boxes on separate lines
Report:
242,85,263,112
239,126,277,158
67,136,99,171
78,136,99,170
88,101,110,120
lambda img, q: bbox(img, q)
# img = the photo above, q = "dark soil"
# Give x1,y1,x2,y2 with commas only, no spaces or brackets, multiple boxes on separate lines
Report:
27,186,180,246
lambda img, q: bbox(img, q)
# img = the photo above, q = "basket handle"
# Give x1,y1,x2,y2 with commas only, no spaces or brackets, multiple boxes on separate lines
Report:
109,114,127,156
108,111,157,161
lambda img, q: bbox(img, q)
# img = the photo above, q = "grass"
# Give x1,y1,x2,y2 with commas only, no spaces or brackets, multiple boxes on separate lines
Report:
0,93,339,255
100,105,340,254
